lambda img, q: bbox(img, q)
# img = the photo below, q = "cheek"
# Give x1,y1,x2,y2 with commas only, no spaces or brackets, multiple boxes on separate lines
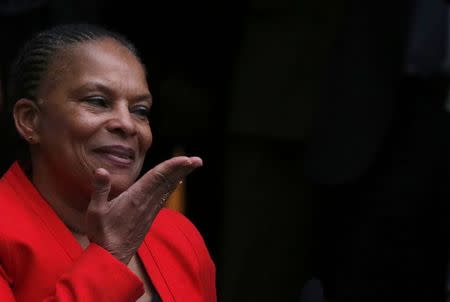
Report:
142,126,153,151
139,125,152,153
59,121,97,146
41,110,95,139
64,110,110,143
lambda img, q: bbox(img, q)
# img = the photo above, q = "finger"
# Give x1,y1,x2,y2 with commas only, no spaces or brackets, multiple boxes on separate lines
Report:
131,156,202,198
187,156,203,168
90,168,111,208
152,156,203,192
167,156,202,188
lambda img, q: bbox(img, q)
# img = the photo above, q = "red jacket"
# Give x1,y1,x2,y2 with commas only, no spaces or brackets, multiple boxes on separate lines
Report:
0,162,216,302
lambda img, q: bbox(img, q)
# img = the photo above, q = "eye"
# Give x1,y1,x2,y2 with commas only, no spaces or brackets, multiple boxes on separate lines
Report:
84,96,108,107
131,105,151,120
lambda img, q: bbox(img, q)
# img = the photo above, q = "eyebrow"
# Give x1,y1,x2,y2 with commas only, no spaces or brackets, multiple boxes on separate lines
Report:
74,81,153,104
133,94,153,105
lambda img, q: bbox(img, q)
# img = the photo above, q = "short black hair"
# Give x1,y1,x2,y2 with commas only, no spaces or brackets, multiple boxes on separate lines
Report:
6,23,141,106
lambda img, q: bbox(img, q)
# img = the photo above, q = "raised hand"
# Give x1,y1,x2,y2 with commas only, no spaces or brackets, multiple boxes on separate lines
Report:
85,156,203,264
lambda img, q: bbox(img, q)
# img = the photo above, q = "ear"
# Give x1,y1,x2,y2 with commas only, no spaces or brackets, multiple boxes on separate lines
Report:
13,98,40,144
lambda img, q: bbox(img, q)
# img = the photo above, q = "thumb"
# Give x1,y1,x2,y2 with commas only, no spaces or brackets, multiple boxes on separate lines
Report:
90,168,111,207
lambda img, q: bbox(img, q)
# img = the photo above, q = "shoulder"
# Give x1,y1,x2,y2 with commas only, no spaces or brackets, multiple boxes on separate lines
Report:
0,171,26,231
0,167,28,276
0,164,34,229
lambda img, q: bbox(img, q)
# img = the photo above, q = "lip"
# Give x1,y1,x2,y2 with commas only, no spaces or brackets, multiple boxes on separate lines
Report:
93,145,136,167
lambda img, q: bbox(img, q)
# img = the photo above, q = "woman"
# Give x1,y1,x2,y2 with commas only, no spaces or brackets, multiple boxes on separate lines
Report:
0,24,216,301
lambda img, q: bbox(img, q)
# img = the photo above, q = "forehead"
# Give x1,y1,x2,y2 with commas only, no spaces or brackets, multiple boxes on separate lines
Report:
39,38,148,96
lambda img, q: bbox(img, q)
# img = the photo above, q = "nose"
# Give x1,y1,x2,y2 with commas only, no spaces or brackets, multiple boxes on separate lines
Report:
106,103,137,137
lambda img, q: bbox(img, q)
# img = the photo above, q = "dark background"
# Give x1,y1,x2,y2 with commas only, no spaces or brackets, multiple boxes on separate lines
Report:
1,0,450,301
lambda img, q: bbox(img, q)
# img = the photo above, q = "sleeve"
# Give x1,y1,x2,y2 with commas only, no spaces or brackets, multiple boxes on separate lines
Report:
0,244,145,302
169,210,217,302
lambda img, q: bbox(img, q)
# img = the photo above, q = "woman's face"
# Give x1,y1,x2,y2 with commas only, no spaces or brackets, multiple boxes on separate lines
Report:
34,38,152,199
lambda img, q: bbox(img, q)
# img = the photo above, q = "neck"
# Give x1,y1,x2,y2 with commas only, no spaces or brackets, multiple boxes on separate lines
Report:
30,158,90,234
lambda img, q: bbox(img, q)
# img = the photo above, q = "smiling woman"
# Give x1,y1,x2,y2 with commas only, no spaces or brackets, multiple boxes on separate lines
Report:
0,24,216,302
24,37,153,203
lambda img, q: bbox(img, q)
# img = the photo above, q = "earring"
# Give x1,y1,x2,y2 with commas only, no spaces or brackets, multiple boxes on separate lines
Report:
27,136,33,143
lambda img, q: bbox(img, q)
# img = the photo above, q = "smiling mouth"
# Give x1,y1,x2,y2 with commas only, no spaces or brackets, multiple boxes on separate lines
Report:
93,145,136,167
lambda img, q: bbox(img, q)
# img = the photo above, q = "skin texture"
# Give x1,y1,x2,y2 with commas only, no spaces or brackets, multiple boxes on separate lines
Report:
12,38,203,300
32,38,153,206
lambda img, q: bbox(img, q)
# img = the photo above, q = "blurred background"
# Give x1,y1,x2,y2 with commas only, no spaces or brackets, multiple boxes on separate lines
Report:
1,0,450,301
